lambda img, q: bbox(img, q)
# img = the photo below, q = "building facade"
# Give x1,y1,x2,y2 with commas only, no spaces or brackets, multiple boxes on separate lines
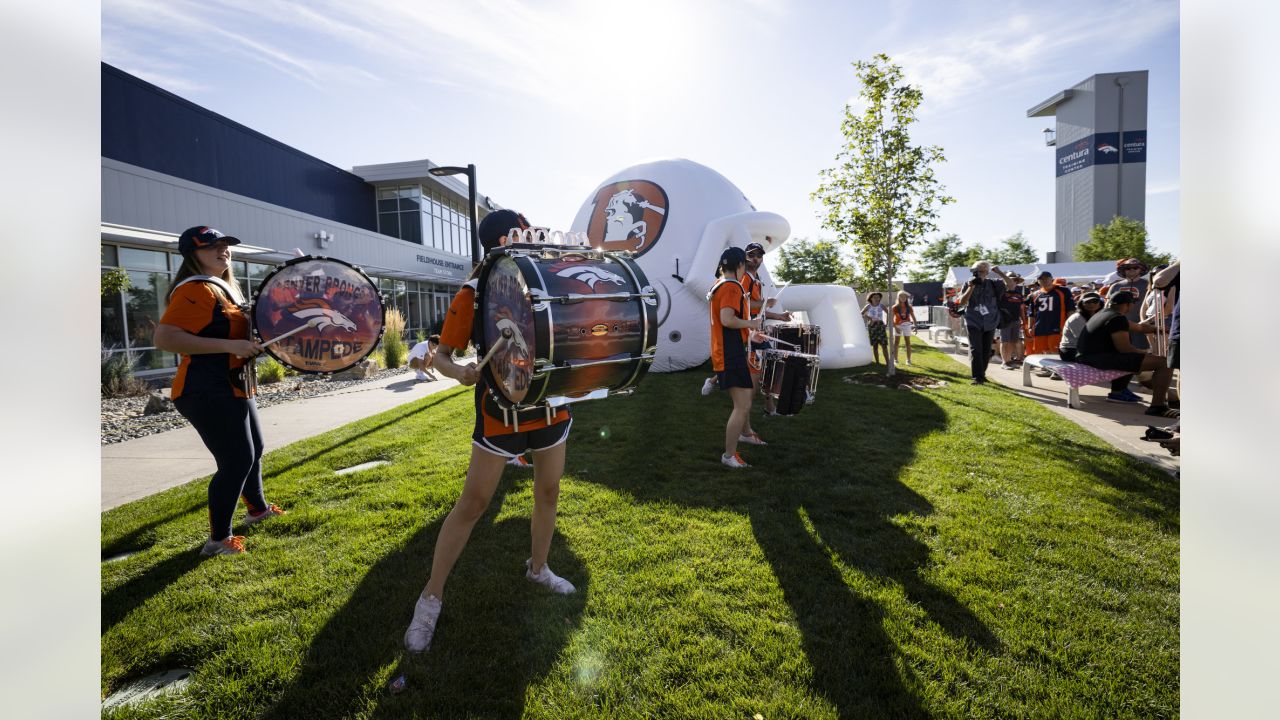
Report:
101,63,498,375
1028,71,1148,262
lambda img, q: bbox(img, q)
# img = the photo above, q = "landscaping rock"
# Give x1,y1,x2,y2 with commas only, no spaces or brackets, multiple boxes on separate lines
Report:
332,359,378,381
143,393,172,415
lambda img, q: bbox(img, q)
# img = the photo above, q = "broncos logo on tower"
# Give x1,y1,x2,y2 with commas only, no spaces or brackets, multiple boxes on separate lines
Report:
286,298,357,333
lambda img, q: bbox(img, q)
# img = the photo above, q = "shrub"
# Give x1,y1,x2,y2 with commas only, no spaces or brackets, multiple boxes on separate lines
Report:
381,308,408,368
101,347,149,397
256,356,286,384
101,267,131,296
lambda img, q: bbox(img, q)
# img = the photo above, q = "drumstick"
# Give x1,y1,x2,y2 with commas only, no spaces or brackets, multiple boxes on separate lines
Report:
474,328,514,371
261,318,321,347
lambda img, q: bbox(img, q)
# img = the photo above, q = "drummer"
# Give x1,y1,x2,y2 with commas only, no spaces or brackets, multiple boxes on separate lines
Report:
741,240,791,426
711,246,764,469
404,209,576,656
153,226,285,557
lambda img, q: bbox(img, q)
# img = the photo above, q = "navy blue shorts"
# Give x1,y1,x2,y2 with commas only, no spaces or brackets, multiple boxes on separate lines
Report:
472,417,572,458
718,364,753,390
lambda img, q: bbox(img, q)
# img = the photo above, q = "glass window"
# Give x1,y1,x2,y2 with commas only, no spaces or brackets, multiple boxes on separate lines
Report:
400,211,421,244
399,186,420,211
379,188,398,200
119,247,168,272
379,212,399,238
101,244,117,266
102,292,126,350
379,198,399,213
125,270,170,350
380,277,395,293
134,348,178,371
233,260,248,280
433,217,444,251
248,262,272,284
169,252,188,273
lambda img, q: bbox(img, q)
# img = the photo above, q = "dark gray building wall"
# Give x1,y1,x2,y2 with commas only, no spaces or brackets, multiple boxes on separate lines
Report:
1033,71,1148,261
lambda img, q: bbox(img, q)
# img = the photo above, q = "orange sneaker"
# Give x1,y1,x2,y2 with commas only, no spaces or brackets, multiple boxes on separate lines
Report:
243,503,286,526
200,535,246,557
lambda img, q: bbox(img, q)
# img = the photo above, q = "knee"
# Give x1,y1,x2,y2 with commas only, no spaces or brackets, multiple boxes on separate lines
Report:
534,479,561,505
453,491,492,522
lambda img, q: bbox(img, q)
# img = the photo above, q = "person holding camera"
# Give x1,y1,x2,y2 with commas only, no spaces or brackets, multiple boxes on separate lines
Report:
954,260,1016,384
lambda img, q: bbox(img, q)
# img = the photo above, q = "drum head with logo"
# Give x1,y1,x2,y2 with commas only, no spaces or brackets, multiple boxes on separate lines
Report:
252,256,385,373
481,254,537,403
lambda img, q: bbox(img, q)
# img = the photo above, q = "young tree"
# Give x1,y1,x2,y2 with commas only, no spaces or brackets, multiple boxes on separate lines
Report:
812,53,953,375
992,231,1039,266
774,238,855,285
1075,216,1173,267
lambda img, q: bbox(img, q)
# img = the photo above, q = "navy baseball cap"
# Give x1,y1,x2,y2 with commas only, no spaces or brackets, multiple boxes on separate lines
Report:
178,226,240,255
1108,290,1138,306
715,246,748,277
478,209,530,252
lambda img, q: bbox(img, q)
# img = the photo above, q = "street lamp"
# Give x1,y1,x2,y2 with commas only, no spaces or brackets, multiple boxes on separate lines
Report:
1042,127,1056,146
428,163,480,266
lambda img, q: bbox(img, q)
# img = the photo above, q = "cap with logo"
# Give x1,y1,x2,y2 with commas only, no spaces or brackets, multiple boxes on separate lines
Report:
478,209,529,252
178,226,240,255
744,242,765,255
1116,257,1148,273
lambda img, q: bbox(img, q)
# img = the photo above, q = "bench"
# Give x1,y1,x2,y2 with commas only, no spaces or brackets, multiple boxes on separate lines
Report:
1021,354,1132,408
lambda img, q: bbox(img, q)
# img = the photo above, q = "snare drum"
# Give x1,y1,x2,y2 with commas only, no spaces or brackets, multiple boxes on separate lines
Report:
475,243,658,412
252,256,385,373
760,349,820,415
766,322,821,356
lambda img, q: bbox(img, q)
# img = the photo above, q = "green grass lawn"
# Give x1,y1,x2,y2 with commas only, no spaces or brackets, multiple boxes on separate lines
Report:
101,343,1178,719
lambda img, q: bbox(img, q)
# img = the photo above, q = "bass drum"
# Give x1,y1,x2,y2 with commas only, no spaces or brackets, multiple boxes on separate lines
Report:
475,244,658,410
760,349,820,415
251,256,385,373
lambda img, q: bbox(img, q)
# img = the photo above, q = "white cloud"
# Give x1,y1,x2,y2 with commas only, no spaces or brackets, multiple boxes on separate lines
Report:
892,0,1179,112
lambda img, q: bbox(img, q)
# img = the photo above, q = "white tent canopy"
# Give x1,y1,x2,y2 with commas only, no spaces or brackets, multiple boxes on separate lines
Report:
944,261,1119,288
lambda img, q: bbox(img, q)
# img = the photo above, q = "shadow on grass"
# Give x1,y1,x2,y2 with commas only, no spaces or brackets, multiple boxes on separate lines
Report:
571,365,998,718
102,497,206,559
263,482,587,720
264,390,463,480
101,550,204,633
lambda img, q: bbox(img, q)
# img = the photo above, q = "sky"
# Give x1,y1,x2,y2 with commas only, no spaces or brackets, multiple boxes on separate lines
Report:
101,0,1181,269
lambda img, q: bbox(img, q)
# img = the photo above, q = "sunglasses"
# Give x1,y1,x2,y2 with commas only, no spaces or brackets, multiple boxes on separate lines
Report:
746,252,764,258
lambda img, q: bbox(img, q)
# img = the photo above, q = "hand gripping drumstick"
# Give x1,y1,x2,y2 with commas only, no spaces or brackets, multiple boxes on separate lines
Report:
261,317,322,347
474,327,514,371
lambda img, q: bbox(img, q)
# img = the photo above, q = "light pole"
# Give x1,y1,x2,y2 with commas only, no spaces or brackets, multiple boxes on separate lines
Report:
428,163,480,267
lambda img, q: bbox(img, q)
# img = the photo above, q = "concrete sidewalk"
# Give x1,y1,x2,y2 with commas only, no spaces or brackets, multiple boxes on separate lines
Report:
101,370,463,511
915,331,1179,476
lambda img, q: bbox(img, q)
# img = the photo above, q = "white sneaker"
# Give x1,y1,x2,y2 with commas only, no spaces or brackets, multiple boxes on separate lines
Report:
721,452,751,469
404,594,443,653
415,370,429,381
525,559,575,594
701,377,716,396
738,432,767,446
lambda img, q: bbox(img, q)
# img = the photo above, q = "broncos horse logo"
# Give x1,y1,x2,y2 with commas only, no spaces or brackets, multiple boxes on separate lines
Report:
287,298,357,333
554,265,627,290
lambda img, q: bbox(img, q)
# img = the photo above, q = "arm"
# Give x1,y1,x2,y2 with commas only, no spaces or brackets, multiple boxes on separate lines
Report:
431,343,479,385
1110,330,1138,354
990,266,1017,290
1152,260,1180,290
720,306,762,330
956,282,975,306
153,323,260,359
